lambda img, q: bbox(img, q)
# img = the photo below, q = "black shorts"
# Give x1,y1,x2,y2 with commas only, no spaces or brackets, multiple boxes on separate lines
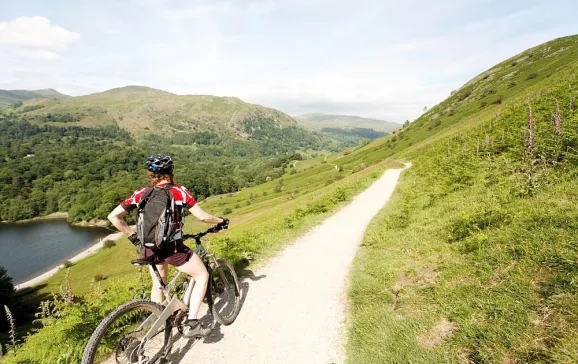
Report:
143,241,192,267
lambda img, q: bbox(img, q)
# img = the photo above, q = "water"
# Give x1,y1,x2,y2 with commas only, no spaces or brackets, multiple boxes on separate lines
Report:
0,219,111,284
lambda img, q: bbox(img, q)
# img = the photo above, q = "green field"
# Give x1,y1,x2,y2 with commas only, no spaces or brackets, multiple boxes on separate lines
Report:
347,35,578,363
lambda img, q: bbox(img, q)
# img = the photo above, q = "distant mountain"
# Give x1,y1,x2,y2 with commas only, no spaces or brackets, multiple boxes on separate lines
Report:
295,113,400,133
9,85,300,139
0,89,70,106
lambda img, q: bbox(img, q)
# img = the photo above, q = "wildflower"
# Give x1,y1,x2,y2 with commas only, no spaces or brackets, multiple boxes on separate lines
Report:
527,103,534,152
553,101,562,135
4,305,18,350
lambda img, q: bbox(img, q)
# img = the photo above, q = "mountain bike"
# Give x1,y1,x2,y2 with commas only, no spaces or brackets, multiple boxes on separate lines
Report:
81,226,241,364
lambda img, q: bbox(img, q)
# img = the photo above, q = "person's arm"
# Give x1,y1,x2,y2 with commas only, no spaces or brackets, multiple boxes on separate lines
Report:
188,204,224,224
107,205,135,236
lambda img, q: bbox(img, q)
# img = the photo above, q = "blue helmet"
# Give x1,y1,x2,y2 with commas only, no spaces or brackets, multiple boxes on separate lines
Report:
145,154,173,173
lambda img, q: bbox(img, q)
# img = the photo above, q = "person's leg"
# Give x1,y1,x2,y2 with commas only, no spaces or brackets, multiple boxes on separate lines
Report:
175,253,209,320
148,262,168,304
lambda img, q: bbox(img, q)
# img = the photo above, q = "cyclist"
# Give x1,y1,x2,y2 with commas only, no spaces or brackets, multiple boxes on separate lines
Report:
107,154,228,338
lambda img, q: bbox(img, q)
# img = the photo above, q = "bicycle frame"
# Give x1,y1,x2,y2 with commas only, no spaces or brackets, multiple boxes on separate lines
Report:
133,230,223,357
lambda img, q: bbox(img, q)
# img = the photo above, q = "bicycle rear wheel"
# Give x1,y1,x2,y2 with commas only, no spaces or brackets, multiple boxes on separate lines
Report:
210,258,241,325
81,300,169,364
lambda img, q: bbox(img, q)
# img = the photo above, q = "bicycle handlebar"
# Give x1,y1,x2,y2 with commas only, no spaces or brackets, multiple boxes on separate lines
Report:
182,224,223,243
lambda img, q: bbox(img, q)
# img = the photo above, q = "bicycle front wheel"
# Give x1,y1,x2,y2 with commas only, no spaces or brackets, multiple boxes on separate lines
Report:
81,300,169,364
211,258,241,325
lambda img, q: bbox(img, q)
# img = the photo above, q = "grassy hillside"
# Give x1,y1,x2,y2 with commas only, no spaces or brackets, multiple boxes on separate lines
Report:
348,35,578,363
0,89,69,107
6,86,302,139
295,112,400,133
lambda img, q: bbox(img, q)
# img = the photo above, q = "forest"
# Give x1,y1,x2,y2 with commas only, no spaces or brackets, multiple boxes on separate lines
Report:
319,127,387,145
0,114,332,223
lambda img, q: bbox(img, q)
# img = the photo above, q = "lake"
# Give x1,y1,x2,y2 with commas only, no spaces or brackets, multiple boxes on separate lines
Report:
0,219,111,284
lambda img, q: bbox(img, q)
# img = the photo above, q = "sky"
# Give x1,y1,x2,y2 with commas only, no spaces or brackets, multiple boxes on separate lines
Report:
1,0,577,123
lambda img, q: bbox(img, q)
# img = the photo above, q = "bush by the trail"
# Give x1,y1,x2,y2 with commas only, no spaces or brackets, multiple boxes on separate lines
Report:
93,273,104,282
103,240,116,248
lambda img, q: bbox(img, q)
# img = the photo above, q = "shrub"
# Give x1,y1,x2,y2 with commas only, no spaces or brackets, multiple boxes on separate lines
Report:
103,240,116,248
493,95,505,104
511,61,517,66
262,192,268,196
526,72,539,80
290,169,297,175
223,207,232,214
62,261,73,268
480,101,488,109
481,88,497,98
93,273,104,282
507,81,517,88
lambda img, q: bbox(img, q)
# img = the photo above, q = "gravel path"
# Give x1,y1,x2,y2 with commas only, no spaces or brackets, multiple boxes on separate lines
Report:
170,164,409,364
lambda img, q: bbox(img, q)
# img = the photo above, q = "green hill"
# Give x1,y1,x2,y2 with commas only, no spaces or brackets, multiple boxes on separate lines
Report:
0,89,69,107
8,86,301,139
346,34,578,363
295,112,400,133
0,86,343,223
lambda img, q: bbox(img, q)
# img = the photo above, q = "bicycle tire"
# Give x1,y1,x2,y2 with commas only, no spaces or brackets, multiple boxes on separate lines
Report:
81,299,169,364
211,258,241,325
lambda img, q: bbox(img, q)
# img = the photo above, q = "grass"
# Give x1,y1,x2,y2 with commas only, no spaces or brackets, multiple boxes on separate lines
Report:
347,35,578,363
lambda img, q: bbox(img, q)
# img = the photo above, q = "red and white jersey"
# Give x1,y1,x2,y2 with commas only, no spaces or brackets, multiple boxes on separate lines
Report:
121,183,197,212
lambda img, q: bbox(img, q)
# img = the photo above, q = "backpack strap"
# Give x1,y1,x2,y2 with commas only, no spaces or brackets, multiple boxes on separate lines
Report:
136,186,156,211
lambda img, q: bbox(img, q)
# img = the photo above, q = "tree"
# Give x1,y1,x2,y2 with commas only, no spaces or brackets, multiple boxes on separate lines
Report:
0,266,14,330
403,120,410,128
359,138,371,148
0,266,14,307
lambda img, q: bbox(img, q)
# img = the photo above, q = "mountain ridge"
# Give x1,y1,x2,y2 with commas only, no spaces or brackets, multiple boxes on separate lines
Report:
295,112,400,133
0,88,70,106
6,85,301,139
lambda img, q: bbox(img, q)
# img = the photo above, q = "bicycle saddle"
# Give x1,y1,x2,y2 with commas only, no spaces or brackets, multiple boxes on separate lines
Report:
131,258,156,266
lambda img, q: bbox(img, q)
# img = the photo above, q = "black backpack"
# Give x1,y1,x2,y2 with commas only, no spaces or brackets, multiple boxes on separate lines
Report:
136,184,180,251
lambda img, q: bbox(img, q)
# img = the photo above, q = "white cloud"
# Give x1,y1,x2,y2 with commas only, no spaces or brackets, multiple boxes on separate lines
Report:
14,49,60,61
0,16,79,50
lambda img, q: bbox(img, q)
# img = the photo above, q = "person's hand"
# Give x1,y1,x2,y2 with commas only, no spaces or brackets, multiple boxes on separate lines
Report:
128,233,140,247
216,217,229,231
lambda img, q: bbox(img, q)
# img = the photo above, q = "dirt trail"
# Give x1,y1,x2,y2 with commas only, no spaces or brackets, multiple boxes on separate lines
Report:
171,164,410,364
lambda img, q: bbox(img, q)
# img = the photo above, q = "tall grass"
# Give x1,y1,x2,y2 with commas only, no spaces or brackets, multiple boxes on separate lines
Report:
348,61,578,363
